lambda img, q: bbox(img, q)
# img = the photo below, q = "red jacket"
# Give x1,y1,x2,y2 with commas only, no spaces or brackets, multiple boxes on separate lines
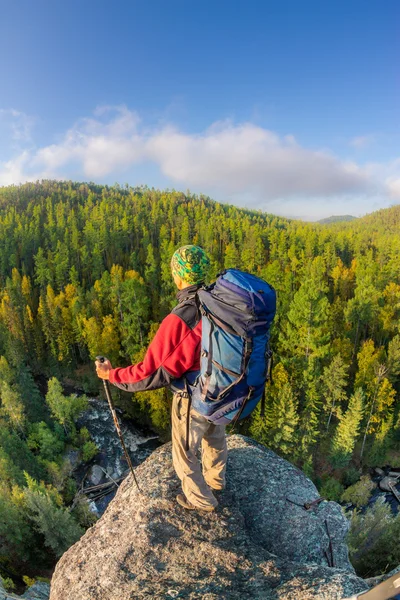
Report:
109,284,202,392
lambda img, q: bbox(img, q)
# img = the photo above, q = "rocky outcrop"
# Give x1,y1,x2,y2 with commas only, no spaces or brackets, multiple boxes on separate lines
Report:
0,581,50,600
50,435,369,600
21,583,50,600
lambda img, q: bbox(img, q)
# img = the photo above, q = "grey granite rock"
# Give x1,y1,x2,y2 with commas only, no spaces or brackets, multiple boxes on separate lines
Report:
0,579,50,600
227,436,353,570
50,435,369,600
22,582,50,599
88,464,104,486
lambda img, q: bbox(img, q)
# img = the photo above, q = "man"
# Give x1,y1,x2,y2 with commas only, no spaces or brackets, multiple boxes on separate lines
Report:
96,245,227,512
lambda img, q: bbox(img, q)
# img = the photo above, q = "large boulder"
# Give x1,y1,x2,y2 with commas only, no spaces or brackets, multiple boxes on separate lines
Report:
87,464,104,486
50,435,368,600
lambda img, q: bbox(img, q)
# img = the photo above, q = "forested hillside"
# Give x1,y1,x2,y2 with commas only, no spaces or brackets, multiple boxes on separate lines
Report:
0,180,399,585
317,215,357,225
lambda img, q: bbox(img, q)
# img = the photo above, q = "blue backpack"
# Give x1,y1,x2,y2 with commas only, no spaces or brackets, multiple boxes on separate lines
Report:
188,269,276,426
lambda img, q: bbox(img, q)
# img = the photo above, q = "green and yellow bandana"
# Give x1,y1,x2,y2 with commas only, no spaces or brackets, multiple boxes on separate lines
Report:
170,245,210,285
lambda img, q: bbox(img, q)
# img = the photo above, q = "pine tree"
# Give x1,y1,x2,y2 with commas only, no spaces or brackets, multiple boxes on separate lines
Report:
224,242,240,269
120,271,150,358
344,256,380,360
0,487,34,563
322,354,349,430
387,334,400,384
366,414,394,466
360,368,395,460
23,474,83,557
249,364,298,457
80,316,102,360
100,315,121,365
284,256,331,372
296,374,321,462
0,382,26,434
330,388,364,467
45,378,88,434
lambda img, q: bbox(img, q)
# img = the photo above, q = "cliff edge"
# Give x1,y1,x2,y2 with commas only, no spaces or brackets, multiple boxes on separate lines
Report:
50,435,369,599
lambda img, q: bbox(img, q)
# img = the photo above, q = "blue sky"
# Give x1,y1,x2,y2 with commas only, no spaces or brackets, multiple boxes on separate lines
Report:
1,0,399,219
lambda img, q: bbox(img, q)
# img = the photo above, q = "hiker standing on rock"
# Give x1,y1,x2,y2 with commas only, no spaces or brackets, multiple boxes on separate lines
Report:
95,245,226,512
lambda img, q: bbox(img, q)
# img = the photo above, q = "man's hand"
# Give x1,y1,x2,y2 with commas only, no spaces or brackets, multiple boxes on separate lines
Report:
95,358,113,380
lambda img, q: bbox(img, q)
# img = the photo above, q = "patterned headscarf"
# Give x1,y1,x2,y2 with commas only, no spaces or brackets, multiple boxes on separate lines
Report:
171,245,210,285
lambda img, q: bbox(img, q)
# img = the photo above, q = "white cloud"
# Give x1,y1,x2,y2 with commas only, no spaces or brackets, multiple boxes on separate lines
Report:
386,177,400,199
349,134,375,149
0,108,34,143
0,105,399,217
32,106,143,177
0,152,30,186
148,122,369,199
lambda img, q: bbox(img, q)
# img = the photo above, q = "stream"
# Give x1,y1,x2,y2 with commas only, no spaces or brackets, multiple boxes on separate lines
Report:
74,398,160,514
366,467,400,514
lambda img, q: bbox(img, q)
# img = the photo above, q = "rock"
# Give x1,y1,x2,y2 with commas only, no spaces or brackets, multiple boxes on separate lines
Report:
88,465,104,486
0,579,50,600
65,450,79,470
365,564,400,588
50,435,368,600
227,436,352,570
22,582,51,599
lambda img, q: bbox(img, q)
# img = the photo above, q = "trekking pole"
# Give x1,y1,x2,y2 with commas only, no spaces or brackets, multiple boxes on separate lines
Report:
95,356,141,493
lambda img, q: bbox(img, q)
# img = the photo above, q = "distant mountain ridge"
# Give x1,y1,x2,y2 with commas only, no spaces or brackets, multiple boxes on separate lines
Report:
317,215,357,225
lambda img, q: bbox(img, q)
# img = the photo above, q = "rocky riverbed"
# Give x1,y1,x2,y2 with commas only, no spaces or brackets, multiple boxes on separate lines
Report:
74,398,160,514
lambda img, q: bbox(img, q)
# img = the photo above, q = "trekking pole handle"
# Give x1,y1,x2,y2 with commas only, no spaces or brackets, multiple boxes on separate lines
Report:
96,355,109,364
95,355,113,397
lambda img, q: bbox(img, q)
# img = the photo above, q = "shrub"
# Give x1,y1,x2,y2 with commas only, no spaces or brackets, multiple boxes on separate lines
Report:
1,576,16,591
341,466,361,488
82,441,98,463
347,499,400,576
341,475,375,507
319,477,344,502
62,477,77,504
72,496,98,528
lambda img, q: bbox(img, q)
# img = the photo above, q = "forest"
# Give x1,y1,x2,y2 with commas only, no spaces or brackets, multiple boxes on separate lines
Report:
0,179,399,589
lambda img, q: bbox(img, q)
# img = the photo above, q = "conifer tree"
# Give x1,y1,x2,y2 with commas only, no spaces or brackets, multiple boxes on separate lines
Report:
284,256,331,373
330,388,364,467
0,382,26,434
144,243,159,316
23,474,83,557
360,368,395,460
45,378,88,434
0,487,34,563
120,271,150,358
322,354,348,430
224,242,240,270
387,334,400,384
249,364,298,458
366,414,394,466
296,374,321,462
345,256,380,360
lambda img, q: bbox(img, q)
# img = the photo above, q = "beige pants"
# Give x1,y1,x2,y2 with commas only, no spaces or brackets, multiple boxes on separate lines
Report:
172,392,227,509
